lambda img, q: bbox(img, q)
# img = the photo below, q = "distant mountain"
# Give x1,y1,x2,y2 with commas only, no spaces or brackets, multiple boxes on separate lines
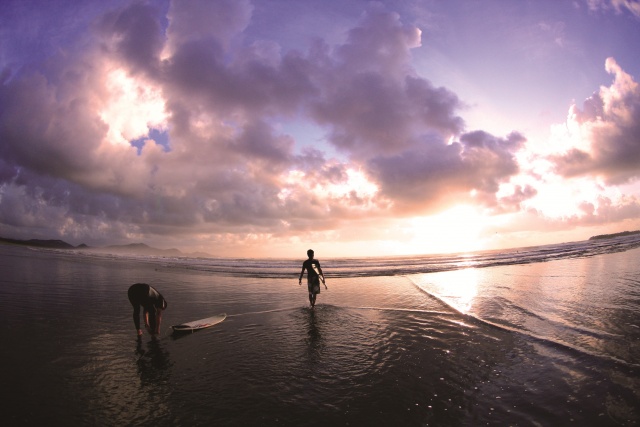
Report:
589,230,640,240
0,237,78,249
101,243,183,256
92,243,212,257
0,236,210,258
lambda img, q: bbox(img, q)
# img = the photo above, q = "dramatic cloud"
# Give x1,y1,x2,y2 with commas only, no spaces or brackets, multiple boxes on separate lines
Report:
367,131,526,212
551,58,640,184
310,6,463,157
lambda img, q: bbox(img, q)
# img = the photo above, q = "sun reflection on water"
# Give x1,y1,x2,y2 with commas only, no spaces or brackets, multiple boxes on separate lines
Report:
418,267,479,314
446,268,479,313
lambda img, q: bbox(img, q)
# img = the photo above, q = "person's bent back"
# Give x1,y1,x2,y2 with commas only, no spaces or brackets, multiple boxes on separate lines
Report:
128,283,167,336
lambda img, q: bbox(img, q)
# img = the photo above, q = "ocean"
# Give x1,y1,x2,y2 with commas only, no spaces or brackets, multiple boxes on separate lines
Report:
1,235,639,426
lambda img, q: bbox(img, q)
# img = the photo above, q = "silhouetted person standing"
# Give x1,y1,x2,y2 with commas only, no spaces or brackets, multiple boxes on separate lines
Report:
128,283,167,336
299,249,327,307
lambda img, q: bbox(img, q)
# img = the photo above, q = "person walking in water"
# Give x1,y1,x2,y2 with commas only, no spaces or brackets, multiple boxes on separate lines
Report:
299,249,327,307
128,283,167,336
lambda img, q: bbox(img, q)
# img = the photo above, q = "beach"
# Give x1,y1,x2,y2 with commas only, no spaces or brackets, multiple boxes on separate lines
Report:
1,237,639,426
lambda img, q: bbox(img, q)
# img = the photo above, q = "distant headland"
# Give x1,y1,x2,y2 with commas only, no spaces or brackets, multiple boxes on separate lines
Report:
588,230,640,240
0,236,210,258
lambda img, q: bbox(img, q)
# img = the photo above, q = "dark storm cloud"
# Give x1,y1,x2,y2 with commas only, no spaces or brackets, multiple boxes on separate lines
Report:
310,5,464,157
166,0,253,51
97,2,165,74
367,131,526,212
0,66,121,191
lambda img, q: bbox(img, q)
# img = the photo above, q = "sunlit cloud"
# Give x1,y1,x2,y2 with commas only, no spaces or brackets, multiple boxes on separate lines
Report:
548,58,640,184
100,68,169,146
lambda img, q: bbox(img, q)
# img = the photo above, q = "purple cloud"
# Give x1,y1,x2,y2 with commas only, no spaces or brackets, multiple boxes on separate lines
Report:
367,131,526,212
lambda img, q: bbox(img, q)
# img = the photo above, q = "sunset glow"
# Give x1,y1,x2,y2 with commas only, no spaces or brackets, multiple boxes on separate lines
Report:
407,206,487,255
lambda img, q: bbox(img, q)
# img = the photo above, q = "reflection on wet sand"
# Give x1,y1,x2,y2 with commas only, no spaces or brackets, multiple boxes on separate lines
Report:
414,267,479,314
136,337,173,385
305,308,323,363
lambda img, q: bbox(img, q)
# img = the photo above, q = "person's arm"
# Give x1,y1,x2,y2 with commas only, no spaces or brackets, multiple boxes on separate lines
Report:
154,309,163,334
299,264,305,285
132,305,143,336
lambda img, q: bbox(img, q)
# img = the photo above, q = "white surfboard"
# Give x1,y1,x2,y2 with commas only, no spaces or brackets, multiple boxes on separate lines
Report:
172,313,227,332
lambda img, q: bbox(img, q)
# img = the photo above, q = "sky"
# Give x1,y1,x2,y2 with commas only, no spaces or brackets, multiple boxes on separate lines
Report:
1,0,640,258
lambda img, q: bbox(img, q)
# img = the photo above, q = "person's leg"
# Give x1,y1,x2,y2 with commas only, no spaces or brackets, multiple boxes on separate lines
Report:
147,306,161,335
155,309,163,334
309,277,319,307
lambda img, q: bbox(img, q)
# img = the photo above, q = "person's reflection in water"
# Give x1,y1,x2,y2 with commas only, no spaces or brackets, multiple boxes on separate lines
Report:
305,309,324,364
135,336,173,386
135,336,146,358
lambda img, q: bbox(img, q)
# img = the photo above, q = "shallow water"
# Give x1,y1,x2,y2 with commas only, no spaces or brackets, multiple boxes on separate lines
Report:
1,238,639,426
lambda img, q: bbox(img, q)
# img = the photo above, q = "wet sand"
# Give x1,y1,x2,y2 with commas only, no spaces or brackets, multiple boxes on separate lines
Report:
1,244,639,426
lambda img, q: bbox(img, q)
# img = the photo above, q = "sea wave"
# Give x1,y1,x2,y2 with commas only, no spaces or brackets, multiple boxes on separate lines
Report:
68,233,640,279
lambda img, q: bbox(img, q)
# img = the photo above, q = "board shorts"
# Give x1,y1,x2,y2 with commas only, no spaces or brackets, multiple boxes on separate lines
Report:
308,276,321,294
